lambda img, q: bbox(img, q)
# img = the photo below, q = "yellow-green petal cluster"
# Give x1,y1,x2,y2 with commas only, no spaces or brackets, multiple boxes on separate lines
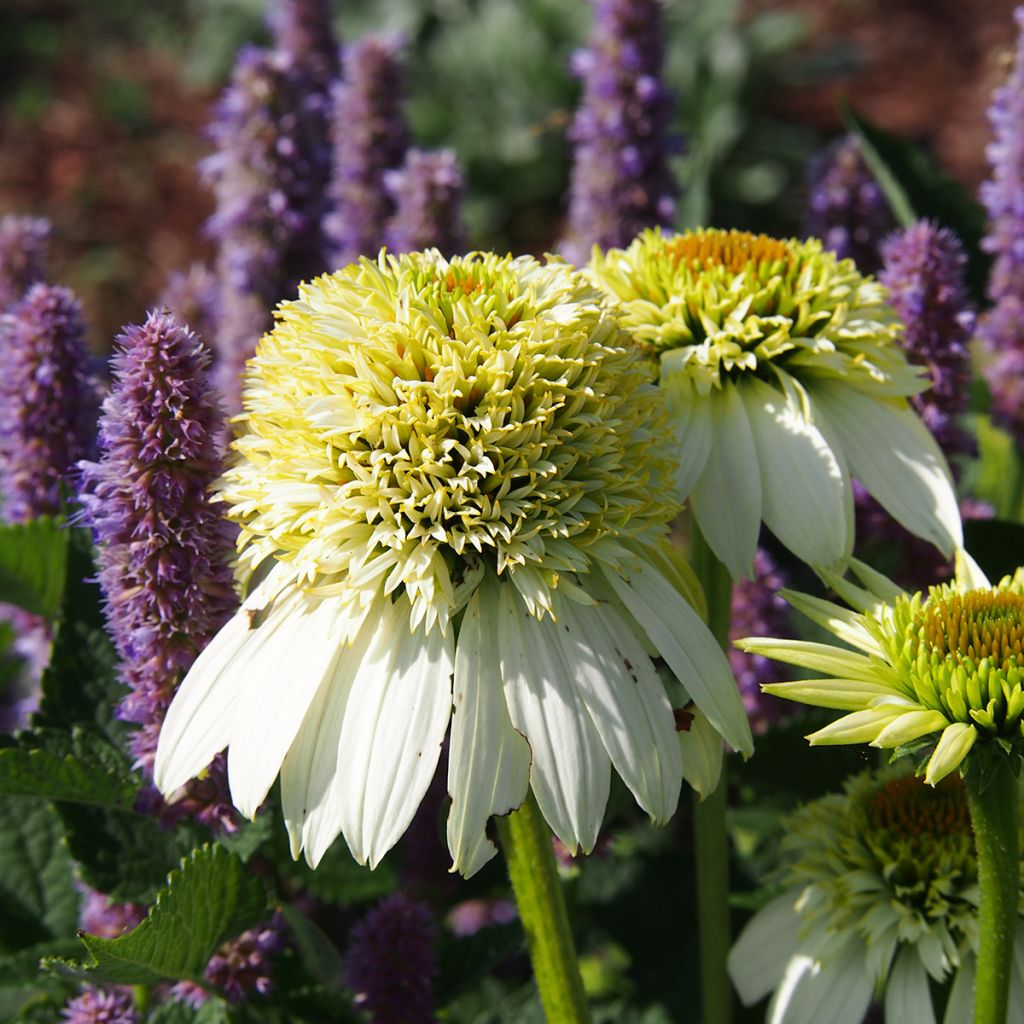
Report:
588,228,963,578
739,558,1024,784
224,249,676,632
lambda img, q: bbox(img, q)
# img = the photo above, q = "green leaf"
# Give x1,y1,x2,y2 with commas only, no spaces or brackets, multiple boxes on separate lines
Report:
436,923,525,1007
279,905,345,990
0,797,80,954
48,844,268,986
146,997,231,1024
840,102,992,300
0,517,69,619
276,829,397,907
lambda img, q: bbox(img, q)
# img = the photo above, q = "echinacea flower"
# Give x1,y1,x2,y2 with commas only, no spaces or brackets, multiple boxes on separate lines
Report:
728,766,1024,1024
588,228,963,578
155,250,752,877
737,554,1021,785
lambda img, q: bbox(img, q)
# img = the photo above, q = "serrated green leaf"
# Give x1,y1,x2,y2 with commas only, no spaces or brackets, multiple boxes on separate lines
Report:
0,796,80,954
0,518,69,619
0,744,137,808
146,996,231,1024
49,844,267,986
840,102,991,300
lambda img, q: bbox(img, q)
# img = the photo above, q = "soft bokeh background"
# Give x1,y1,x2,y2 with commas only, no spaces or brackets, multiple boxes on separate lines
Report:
0,0,1017,348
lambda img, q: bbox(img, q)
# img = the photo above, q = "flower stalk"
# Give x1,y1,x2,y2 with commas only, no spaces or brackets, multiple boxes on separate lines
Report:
496,793,591,1024
690,524,734,1024
964,752,1020,1024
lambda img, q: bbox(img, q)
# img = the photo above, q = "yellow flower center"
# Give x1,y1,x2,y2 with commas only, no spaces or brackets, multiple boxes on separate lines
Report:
865,774,970,841
920,591,1024,671
664,229,794,275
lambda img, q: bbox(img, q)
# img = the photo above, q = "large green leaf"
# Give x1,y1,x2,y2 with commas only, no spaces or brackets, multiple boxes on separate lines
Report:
0,518,69,620
841,103,992,300
48,844,267,986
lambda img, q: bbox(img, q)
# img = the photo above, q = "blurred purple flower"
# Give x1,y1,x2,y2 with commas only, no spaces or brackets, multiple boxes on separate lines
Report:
384,149,467,257
559,0,678,266
803,135,894,274
61,987,138,1024
0,283,96,522
979,6,1024,445
159,263,221,352
326,34,409,267
346,892,438,1024
78,886,145,939
267,0,339,85
0,215,50,308
447,898,518,938
77,312,236,777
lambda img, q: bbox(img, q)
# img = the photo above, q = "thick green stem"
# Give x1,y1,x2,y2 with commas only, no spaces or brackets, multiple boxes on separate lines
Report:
965,754,1020,1024
689,525,734,1024
497,792,591,1024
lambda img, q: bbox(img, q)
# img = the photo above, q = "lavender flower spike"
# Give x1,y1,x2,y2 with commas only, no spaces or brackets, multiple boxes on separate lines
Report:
267,0,339,84
803,135,894,273
0,215,50,308
880,220,975,462
61,987,138,1024
384,149,468,256
326,34,409,267
77,311,236,772
346,893,438,1024
159,263,220,350
0,283,95,522
559,0,678,266
978,6,1024,445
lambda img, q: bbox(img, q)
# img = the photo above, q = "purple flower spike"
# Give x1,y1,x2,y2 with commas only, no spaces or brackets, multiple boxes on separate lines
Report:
326,34,409,267
61,987,138,1024
78,886,145,939
159,263,221,350
803,135,894,273
77,311,236,773
729,548,794,733
0,283,96,522
979,7,1024,445
267,0,340,84
346,893,438,1024
0,215,50,307
880,220,975,463
559,0,679,266
384,149,468,256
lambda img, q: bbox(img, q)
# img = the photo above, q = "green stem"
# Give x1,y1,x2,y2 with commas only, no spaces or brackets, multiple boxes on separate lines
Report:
965,754,1020,1024
690,524,734,1024
497,792,592,1024
132,984,150,1016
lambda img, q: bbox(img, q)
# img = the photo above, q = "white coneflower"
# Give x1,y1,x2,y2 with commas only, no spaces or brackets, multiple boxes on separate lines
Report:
155,249,752,877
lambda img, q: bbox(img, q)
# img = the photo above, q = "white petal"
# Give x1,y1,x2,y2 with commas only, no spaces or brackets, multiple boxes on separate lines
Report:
280,599,382,862
742,375,850,569
678,705,724,799
447,580,531,878
885,947,937,1024
768,939,874,1024
603,561,754,756
955,548,991,590
559,598,682,822
942,957,975,1024
662,370,713,500
689,383,761,579
335,596,455,868
735,638,896,686
781,590,883,656
728,891,804,1006
810,383,962,557
498,586,610,854
227,589,354,819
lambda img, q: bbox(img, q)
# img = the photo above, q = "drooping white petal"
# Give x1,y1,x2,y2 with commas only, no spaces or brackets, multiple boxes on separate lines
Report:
227,589,356,819
942,957,975,1024
335,596,455,868
447,580,531,878
768,940,874,1024
885,946,937,1024
728,890,803,1006
662,370,713,500
559,598,682,822
497,585,610,854
810,383,962,557
279,598,382,862
955,548,991,590
689,383,761,579
742,375,850,569
603,561,754,756
678,705,724,799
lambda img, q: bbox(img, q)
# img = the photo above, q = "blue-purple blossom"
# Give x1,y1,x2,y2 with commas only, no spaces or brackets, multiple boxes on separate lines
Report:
346,892,438,1024
77,312,236,773
159,263,220,351
879,220,975,462
803,135,894,273
978,6,1024,445
326,34,409,267
60,987,138,1024
0,214,50,308
729,548,794,733
559,0,678,266
0,283,96,522
383,149,467,257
